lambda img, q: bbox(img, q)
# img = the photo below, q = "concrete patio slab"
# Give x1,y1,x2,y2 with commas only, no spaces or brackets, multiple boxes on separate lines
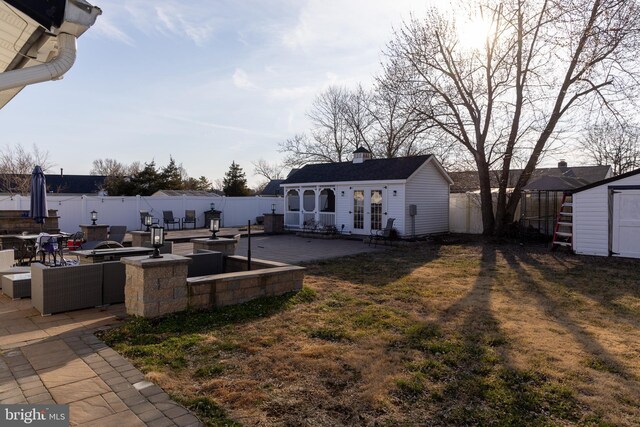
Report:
173,233,385,264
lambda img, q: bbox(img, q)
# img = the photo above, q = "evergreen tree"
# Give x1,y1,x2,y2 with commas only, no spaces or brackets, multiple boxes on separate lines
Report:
130,161,161,196
160,156,183,190
222,161,250,196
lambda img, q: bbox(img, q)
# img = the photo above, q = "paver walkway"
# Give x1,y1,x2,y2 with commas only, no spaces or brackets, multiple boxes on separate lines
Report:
0,297,202,426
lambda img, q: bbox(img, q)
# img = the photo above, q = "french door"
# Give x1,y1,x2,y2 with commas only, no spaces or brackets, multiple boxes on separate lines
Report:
353,189,384,234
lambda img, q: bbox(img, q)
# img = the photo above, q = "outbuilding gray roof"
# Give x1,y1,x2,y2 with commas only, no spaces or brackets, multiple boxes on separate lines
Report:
449,165,611,193
280,155,433,185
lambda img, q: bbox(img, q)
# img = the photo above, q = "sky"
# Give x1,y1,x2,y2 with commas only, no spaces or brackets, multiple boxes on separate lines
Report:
0,0,438,187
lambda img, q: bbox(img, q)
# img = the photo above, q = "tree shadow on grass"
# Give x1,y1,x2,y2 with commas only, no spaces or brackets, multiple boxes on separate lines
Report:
396,244,585,425
498,248,640,407
507,249,640,325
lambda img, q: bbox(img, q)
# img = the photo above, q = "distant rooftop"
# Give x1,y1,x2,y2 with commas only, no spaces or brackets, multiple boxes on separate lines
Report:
152,190,223,197
448,164,612,193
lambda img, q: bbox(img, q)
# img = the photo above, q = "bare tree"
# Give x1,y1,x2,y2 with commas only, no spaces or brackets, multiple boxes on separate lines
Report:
342,85,375,151
0,144,52,194
580,121,640,176
280,86,356,166
385,0,640,235
280,133,339,167
252,158,284,181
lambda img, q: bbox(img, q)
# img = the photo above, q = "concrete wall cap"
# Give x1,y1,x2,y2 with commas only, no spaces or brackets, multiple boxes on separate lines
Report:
122,254,192,268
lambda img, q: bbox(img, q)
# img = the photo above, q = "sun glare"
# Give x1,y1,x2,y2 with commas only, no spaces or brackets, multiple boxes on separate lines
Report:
457,18,492,50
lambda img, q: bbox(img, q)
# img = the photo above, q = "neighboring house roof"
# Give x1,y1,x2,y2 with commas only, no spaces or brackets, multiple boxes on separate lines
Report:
260,180,285,196
46,174,106,193
0,173,106,194
281,155,436,185
449,165,611,193
573,167,640,193
523,175,590,191
152,190,223,197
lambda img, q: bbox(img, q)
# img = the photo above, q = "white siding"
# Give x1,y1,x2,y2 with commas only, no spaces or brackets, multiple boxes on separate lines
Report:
386,184,406,234
574,173,640,256
574,186,609,256
334,185,351,233
405,161,450,236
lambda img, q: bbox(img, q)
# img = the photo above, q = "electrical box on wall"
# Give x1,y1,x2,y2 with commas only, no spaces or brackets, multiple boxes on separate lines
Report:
409,204,417,216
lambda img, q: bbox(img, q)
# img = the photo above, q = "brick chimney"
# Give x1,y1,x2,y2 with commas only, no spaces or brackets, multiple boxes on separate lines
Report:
558,159,567,168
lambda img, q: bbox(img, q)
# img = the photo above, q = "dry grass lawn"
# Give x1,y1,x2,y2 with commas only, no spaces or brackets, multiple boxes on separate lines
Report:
102,239,640,426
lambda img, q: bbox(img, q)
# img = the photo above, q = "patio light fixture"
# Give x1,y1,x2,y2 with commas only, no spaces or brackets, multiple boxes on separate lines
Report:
271,203,276,214
90,210,98,225
144,214,153,232
210,202,215,211
149,226,164,258
209,218,220,240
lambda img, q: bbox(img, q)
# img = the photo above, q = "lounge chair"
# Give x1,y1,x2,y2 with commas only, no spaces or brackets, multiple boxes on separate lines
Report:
182,210,197,229
369,218,396,247
163,210,181,230
108,226,127,244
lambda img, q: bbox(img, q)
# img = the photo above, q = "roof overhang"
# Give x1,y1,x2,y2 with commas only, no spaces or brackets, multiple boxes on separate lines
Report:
0,0,101,109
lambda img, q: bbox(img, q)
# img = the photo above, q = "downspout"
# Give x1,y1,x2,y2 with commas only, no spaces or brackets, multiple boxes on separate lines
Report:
0,32,77,92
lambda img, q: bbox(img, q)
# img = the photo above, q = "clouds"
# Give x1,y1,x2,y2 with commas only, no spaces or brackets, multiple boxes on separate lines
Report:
232,69,256,90
0,0,441,186
91,0,220,46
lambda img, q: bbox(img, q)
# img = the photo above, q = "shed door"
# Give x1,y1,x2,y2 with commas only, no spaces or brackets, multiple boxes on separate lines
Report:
612,190,640,258
352,188,384,234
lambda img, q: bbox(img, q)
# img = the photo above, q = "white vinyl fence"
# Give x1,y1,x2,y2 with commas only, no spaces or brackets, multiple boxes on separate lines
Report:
449,192,521,234
0,194,283,232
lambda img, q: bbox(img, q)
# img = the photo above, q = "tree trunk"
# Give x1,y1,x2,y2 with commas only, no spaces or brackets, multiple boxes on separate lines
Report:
476,158,495,235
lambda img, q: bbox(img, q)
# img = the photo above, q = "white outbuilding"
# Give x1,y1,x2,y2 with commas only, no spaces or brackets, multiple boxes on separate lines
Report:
573,168,640,259
280,148,453,238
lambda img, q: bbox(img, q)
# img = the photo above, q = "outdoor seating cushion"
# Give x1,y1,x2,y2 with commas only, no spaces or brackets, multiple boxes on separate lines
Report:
1,273,31,299
0,249,15,270
0,266,30,277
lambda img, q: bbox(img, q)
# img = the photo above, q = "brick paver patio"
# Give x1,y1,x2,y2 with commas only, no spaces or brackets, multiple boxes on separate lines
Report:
0,298,202,426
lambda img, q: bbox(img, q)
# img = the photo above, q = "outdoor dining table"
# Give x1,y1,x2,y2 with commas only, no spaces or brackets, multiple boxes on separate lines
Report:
14,233,70,265
69,246,155,264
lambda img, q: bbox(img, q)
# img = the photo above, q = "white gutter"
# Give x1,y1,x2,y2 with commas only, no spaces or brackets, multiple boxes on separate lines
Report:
0,32,77,92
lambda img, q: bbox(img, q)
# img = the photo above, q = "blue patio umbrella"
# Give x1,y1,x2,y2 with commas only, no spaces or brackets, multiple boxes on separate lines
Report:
29,165,48,225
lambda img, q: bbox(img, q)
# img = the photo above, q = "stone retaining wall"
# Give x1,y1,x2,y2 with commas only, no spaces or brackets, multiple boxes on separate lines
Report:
187,256,305,310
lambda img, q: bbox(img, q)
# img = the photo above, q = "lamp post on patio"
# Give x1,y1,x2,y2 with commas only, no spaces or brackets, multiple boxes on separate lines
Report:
90,210,97,226
149,226,164,258
143,214,153,232
209,218,220,240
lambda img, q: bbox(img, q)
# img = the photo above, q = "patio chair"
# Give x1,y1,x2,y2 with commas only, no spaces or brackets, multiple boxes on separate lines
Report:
66,231,84,250
163,210,181,230
369,218,396,247
108,226,127,244
139,210,159,230
182,210,197,229
36,234,60,266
